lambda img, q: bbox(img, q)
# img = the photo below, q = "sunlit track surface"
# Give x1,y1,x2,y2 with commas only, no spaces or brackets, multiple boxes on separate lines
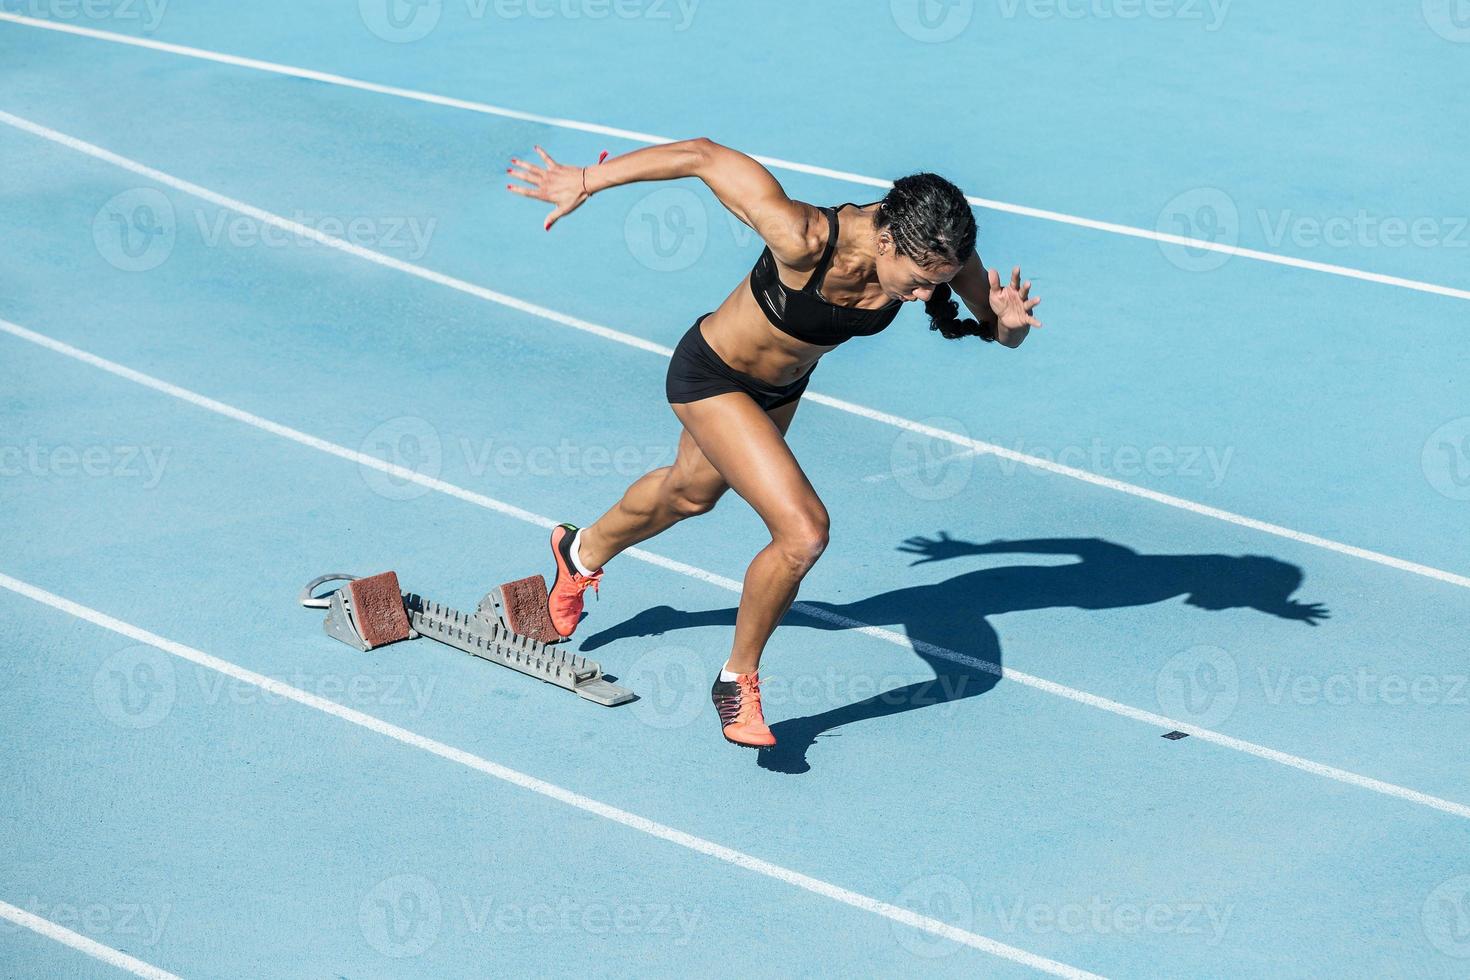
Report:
2,4,1469,977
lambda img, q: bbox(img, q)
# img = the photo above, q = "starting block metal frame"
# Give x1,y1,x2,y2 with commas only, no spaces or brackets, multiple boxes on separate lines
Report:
299,573,635,707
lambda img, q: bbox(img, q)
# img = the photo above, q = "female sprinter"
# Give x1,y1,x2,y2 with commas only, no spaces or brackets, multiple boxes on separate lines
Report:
506,139,1041,748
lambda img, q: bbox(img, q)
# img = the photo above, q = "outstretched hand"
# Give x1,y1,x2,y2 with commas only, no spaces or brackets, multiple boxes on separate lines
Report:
989,266,1043,330
506,146,608,231
899,531,988,566
1278,599,1331,627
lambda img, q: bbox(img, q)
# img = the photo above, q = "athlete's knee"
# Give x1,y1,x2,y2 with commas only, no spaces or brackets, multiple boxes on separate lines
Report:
669,490,723,519
663,471,727,519
773,508,829,571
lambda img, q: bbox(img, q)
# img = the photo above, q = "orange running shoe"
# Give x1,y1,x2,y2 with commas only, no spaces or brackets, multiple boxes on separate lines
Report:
548,523,602,638
711,671,776,748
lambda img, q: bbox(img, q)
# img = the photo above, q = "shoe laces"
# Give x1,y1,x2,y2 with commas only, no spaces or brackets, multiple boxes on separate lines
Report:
573,569,602,601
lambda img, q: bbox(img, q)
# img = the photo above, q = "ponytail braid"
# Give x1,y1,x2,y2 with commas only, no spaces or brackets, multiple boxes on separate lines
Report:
923,282,993,341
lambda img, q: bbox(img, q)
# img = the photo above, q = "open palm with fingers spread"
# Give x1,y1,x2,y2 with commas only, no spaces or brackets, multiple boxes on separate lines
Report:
990,265,1043,330
506,145,608,230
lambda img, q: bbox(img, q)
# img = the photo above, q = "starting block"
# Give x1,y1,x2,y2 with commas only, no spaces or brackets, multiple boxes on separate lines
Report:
298,571,635,707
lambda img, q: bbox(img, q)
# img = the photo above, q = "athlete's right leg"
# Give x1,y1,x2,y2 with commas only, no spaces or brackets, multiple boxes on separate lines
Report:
573,426,730,571
546,429,723,638
547,401,799,640
576,398,800,569
668,394,825,677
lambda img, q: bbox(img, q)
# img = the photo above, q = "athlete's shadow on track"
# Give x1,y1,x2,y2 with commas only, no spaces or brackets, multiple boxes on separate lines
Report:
581,534,1329,774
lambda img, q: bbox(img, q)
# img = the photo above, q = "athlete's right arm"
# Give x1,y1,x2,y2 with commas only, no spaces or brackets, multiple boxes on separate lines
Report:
509,139,822,267
676,138,819,267
590,139,821,264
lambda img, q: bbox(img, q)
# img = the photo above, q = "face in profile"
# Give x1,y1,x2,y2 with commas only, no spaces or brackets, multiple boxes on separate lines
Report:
875,237,961,303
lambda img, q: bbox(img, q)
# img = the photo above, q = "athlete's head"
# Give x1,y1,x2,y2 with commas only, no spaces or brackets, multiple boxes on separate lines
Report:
873,173,982,339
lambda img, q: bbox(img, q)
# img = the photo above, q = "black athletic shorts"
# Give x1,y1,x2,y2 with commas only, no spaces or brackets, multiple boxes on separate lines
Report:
665,313,815,412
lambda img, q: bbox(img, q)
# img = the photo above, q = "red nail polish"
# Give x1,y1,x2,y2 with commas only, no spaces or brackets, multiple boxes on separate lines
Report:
597,150,609,164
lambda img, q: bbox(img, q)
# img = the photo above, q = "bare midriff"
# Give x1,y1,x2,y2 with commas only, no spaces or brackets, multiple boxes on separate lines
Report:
698,276,839,386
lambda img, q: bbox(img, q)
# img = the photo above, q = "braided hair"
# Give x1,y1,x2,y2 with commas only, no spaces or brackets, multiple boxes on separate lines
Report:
874,173,989,340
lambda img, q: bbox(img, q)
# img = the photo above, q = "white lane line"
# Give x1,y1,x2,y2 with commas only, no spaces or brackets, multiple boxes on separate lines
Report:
2,109,1467,595
0,110,672,358
4,316,1469,822
0,899,182,980
0,573,1102,980
862,445,984,484
806,380,1470,591
2,12,1469,303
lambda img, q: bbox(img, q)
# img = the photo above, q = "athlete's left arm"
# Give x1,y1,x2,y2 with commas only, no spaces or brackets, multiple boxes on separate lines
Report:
949,254,1042,348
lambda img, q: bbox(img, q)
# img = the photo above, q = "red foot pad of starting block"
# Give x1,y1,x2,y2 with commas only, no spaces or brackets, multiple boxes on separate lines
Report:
493,574,562,644
349,571,414,648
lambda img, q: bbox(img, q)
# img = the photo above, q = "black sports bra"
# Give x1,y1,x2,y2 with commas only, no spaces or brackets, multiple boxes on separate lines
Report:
749,203,902,346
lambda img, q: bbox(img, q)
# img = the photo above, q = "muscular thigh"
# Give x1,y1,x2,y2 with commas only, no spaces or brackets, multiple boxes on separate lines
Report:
670,393,821,529
668,397,800,505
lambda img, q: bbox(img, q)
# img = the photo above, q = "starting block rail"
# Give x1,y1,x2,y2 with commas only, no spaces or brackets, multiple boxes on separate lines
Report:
300,572,635,707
